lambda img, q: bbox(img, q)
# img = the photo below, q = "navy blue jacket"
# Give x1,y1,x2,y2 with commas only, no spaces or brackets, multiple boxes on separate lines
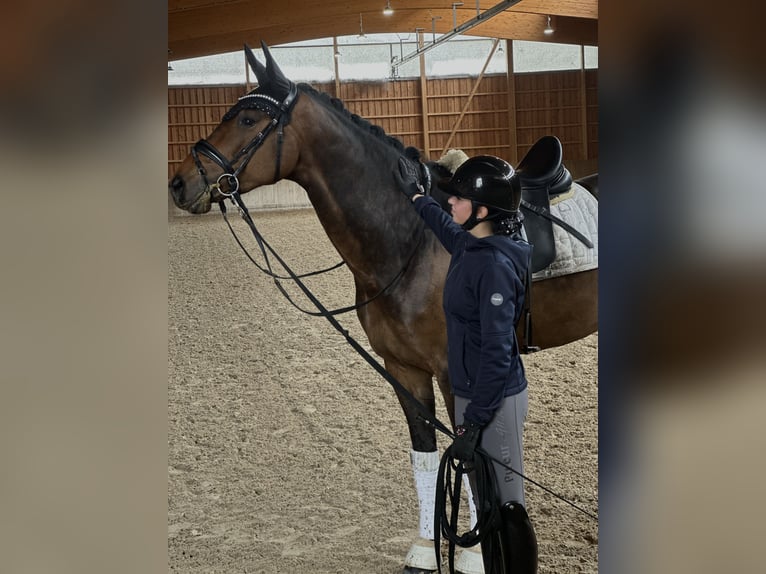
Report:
414,196,531,427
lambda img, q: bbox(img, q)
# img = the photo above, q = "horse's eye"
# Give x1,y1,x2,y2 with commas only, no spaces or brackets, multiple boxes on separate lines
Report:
239,116,256,127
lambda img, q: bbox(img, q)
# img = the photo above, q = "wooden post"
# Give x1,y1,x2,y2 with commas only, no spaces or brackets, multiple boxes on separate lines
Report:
506,40,517,164
418,31,431,158
333,37,341,97
579,45,589,159
443,39,499,153
245,51,251,92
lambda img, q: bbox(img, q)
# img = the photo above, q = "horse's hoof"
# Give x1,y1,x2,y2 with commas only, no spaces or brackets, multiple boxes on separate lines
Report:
403,538,438,572
455,545,484,574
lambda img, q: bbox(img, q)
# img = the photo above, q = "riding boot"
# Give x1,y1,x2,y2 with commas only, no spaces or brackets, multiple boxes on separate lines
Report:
497,502,538,574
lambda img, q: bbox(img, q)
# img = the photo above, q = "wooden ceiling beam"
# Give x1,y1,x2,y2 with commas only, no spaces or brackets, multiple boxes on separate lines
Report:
169,10,596,61
171,2,595,42
169,0,597,20
509,0,597,19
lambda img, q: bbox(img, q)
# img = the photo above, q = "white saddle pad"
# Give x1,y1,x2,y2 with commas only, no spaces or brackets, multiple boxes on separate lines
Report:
523,183,598,281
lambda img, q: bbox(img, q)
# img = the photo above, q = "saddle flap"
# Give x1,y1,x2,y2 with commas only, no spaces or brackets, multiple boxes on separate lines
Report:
522,213,556,273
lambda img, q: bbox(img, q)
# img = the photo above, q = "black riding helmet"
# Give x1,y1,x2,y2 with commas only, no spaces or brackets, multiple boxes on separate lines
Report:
443,155,521,214
443,155,521,230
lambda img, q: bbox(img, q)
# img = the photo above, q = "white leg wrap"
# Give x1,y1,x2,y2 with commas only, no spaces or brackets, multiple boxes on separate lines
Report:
410,449,440,540
462,473,478,530
457,476,484,574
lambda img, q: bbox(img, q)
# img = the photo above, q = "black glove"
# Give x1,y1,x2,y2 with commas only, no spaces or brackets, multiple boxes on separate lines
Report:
394,157,424,200
452,420,483,464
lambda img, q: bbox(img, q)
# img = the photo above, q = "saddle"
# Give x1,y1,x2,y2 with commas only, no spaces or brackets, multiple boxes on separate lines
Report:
516,136,573,273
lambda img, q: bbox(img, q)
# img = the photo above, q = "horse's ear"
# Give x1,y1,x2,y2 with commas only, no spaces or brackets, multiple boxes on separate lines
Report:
244,43,268,86
260,40,289,85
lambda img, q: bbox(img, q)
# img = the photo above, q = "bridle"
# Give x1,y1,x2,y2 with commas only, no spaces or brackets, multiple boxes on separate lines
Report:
192,79,425,317
191,82,300,199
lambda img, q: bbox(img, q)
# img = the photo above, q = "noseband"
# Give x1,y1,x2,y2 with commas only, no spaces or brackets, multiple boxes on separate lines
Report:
191,82,299,198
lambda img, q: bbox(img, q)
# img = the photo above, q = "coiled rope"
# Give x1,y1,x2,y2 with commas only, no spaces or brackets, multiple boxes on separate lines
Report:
434,446,504,574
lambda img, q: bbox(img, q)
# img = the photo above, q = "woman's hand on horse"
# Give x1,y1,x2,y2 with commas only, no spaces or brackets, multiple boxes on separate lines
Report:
395,157,424,200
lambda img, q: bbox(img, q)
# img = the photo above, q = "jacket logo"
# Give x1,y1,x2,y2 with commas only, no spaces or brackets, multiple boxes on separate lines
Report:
490,293,504,306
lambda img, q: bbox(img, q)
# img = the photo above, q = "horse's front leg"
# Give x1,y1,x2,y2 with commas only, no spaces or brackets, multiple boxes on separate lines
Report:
387,361,486,574
383,360,441,574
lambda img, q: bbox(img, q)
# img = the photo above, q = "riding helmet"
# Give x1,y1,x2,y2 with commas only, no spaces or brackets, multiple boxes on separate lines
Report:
443,155,521,214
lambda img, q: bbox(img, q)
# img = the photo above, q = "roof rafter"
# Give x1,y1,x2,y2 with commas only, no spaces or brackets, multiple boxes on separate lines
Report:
169,0,598,61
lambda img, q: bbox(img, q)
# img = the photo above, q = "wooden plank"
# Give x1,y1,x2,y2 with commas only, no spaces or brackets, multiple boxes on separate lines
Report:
578,46,589,159
507,40,517,164
423,109,508,118
430,127,509,135
167,69,599,186
333,37,340,96
418,31,431,158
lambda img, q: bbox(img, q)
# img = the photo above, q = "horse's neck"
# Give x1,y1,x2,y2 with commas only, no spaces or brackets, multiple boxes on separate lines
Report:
289,98,420,286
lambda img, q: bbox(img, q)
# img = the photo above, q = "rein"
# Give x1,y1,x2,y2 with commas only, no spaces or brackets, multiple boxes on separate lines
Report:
221,189,453,439
219,197,423,316
221,191,597,524
193,79,596,525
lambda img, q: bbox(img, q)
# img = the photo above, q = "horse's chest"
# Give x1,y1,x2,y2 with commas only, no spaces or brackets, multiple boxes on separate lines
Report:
358,296,446,367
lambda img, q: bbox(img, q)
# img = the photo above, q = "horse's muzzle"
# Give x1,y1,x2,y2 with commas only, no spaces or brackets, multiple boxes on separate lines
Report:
169,175,186,207
169,175,213,213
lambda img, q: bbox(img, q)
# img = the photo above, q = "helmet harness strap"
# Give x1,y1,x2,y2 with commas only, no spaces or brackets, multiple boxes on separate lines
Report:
461,201,503,231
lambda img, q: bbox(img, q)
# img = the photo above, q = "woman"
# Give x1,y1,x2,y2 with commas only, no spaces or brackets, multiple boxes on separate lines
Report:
395,154,538,573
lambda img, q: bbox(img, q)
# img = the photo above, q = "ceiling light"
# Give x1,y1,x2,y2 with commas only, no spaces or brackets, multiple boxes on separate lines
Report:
383,1,394,16
168,64,173,71
496,40,504,55
544,15,554,35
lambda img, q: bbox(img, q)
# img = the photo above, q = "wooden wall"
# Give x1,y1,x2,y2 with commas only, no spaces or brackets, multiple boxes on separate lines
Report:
168,69,598,187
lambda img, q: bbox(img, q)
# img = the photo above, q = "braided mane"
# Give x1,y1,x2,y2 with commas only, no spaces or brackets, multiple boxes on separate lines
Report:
298,83,417,157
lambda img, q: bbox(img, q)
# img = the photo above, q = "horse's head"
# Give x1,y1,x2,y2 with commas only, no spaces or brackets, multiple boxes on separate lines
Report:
169,43,301,214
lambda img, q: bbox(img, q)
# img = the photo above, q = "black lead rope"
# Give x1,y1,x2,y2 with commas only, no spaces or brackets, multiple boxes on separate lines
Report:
219,192,598,524
434,448,503,574
219,192,450,438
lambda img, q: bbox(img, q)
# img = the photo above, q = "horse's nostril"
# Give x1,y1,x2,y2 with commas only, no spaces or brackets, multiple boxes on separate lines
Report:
170,175,185,199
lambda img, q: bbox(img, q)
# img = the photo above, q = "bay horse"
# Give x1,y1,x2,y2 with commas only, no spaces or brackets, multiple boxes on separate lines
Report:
169,43,597,574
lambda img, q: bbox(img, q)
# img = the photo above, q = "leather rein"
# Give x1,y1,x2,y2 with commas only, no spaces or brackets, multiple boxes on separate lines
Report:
188,83,597,524
192,81,423,317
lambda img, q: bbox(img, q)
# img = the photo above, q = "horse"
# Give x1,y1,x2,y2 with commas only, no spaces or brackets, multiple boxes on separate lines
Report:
574,173,599,199
169,43,597,574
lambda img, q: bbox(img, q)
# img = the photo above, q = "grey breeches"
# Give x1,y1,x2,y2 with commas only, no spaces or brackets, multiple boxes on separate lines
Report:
455,388,528,506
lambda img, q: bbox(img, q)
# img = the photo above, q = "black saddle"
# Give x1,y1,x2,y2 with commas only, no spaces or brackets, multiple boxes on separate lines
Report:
516,135,573,198
516,136,574,273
